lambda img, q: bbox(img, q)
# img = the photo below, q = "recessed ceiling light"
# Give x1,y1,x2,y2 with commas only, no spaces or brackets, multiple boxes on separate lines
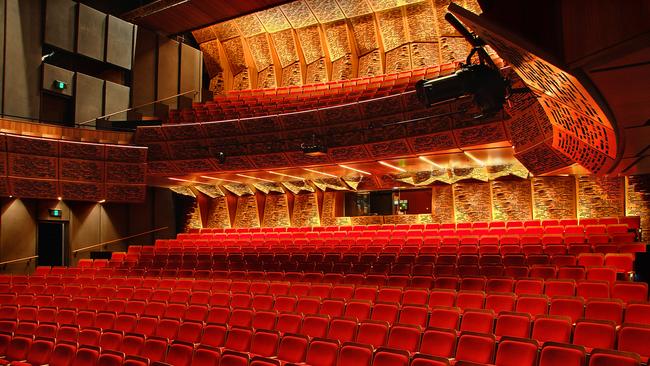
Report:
338,164,371,175
379,161,406,172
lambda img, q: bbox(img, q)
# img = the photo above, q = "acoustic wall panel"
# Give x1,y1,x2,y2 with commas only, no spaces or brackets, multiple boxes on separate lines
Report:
77,4,107,61
104,81,130,121
106,15,135,69
42,64,75,97
75,73,104,125
157,37,180,110
132,28,157,116
44,0,76,52
180,43,202,103
3,0,42,120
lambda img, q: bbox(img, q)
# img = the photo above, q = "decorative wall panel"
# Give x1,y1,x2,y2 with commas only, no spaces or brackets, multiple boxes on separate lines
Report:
350,216,383,225
262,194,291,227
577,175,624,219
532,176,576,219
320,191,338,226
207,196,231,228
292,193,320,227
626,175,650,236
234,195,261,228
453,181,492,223
491,179,532,221
431,184,454,223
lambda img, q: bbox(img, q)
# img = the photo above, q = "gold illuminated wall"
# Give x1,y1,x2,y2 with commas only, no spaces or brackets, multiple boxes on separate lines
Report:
192,0,480,92
180,175,650,231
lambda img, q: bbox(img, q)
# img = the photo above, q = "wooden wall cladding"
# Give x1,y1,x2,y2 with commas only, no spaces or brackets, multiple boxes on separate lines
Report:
234,195,261,228
626,175,650,236
206,196,231,228
292,193,320,227
173,193,202,233
532,176,576,220
577,175,625,219
262,194,291,227
0,134,146,202
453,181,492,223
491,179,532,221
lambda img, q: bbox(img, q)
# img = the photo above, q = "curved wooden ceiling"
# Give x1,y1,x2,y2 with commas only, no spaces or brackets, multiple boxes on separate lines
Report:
192,0,481,93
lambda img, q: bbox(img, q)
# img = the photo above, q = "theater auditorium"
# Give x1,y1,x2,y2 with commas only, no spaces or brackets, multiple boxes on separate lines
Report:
0,0,648,365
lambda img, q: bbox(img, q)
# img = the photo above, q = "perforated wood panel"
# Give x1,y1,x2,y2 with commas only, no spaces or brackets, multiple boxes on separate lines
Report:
491,179,532,221
577,175,624,219
292,193,320,227
453,181,492,223
532,176,576,220
234,195,260,228
450,4,617,174
626,175,650,236
206,196,231,228
262,194,291,227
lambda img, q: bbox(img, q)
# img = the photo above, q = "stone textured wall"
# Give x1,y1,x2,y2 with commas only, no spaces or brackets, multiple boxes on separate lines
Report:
320,192,338,226
532,176,576,219
453,182,492,223
206,196,231,228
262,194,291,227
292,193,320,227
431,185,455,223
577,176,625,219
626,175,650,235
233,195,260,228
186,176,642,228
491,179,532,221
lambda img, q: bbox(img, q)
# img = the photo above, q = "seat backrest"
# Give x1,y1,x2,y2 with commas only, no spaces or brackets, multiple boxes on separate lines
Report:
304,338,339,366
277,333,309,363
387,324,421,352
624,303,650,325
356,320,389,348
532,316,572,344
573,319,616,350
618,324,650,359
338,342,373,366
373,347,410,366
459,309,495,334
420,327,457,358
225,326,253,352
495,337,538,366
454,332,496,364
588,349,641,366
494,312,532,339
327,317,358,343
539,343,585,366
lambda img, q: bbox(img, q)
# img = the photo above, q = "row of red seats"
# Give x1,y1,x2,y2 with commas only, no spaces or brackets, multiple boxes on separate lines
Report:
189,217,641,233
2,310,649,366
3,287,646,328
179,224,637,241
168,65,455,124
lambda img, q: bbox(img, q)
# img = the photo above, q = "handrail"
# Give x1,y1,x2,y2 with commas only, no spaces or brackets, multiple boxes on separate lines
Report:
72,226,169,254
77,89,198,126
0,255,39,266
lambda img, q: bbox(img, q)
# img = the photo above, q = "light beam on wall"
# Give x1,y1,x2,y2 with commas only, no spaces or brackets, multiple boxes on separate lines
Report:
236,174,276,183
338,164,372,175
267,171,305,180
463,151,486,167
200,176,243,184
303,168,338,178
379,161,406,172
418,156,445,169
169,177,201,184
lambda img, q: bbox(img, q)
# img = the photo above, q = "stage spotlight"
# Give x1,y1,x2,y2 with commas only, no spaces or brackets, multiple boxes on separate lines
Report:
301,134,327,157
416,63,507,117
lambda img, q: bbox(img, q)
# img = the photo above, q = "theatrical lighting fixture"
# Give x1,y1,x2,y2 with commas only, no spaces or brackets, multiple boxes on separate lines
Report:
415,13,518,117
267,171,304,180
200,176,243,184
303,168,338,178
378,161,407,172
216,151,226,164
338,164,371,175
301,134,327,157
418,156,445,169
236,174,275,183
463,151,485,166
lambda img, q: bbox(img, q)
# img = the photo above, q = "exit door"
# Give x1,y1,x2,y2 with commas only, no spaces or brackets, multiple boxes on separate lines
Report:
37,222,67,267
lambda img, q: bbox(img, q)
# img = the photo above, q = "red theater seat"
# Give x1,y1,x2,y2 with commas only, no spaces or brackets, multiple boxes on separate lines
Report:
539,343,585,366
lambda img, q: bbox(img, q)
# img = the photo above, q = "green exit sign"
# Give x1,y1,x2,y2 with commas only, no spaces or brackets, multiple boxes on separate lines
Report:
53,80,67,91
48,209,62,218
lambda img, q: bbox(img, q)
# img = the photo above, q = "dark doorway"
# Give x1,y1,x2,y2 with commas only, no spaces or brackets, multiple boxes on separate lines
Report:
37,222,66,267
